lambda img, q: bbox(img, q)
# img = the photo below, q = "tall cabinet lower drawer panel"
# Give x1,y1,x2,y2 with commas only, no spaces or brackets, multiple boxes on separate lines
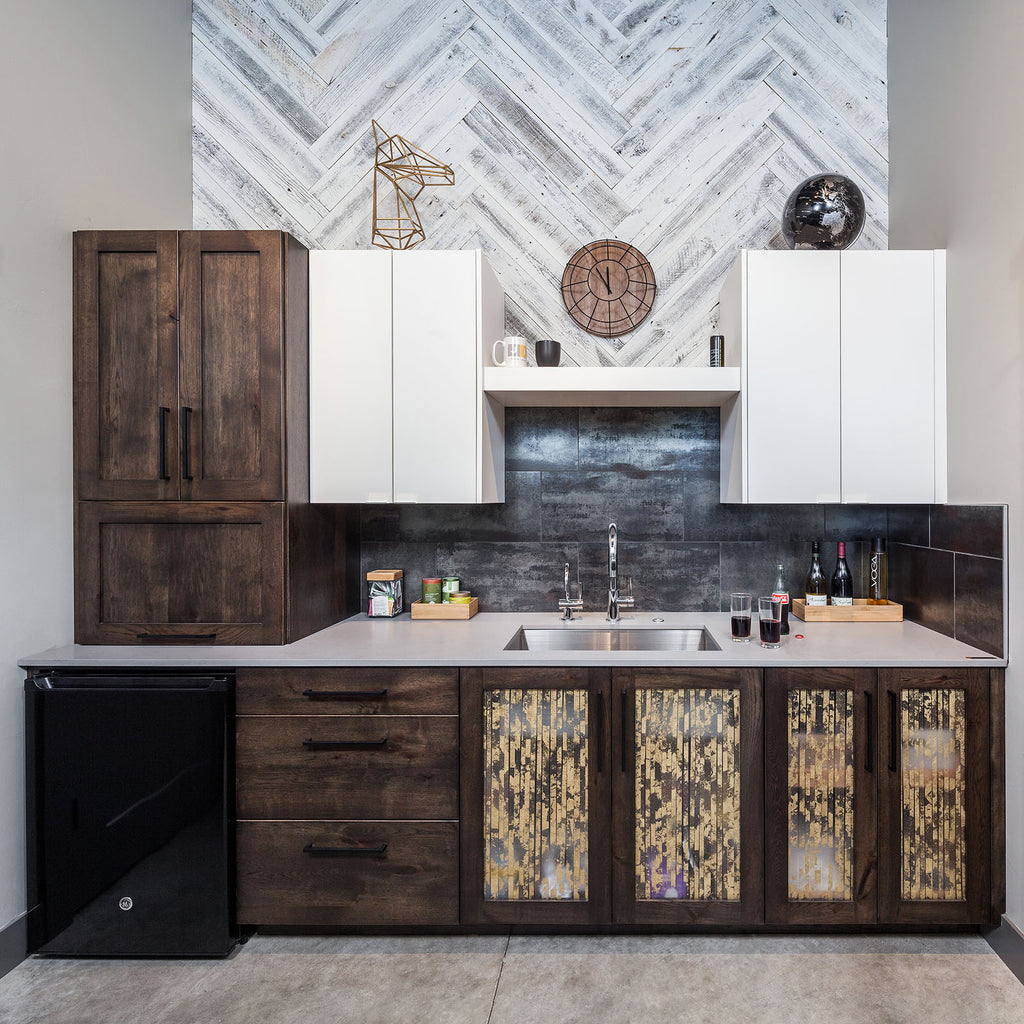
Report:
236,820,459,926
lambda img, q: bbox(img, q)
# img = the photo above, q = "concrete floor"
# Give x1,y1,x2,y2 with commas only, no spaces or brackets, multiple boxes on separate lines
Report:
1,934,1023,1024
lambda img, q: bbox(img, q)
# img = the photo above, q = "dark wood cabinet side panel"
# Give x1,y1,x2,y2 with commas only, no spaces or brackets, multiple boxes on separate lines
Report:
237,666,458,715
991,668,1006,920
236,715,459,820
75,501,285,644
236,820,459,927
74,231,179,500
285,503,354,642
284,231,309,498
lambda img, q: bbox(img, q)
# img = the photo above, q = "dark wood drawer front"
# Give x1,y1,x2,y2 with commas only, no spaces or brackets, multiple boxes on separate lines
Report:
236,667,458,716
236,820,459,926
236,716,458,819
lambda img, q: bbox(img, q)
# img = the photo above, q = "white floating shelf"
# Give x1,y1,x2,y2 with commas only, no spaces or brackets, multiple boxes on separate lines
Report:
483,366,742,407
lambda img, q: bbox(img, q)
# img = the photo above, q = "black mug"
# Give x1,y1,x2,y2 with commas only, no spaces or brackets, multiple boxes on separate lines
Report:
535,339,561,367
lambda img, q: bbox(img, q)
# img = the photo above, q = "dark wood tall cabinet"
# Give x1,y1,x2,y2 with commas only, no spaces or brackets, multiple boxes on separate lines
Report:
73,229,354,644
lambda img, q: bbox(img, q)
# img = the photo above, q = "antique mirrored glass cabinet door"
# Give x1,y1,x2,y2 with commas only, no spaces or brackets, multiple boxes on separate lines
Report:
460,668,611,925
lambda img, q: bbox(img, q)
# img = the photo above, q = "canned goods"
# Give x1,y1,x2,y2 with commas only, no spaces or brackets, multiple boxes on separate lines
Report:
449,591,472,604
421,577,443,604
441,576,460,603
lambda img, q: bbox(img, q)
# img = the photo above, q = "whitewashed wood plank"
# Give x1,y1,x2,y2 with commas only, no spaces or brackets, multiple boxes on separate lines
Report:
200,0,327,94
770,0,887,83
614,0,758,116
545,0,627,60
447,119,605,250
254,0,329,62
285,0,331,21
193,38,328,188
765,16,887,156
765,63,887,203
193,0,328,144
611,0,718,75
311,39,478,204
461,18,631,172
311,0,465,120
470,0,627,103
848,0,886,36
309,0,364,34
192,123,315,242
310,4,476,161
615,0,779,160
194,165,262,230
192,103,328,231
457,103,628,234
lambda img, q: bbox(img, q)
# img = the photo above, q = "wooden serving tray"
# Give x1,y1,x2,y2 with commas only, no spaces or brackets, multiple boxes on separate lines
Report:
792,598,903,622
410,597,479,620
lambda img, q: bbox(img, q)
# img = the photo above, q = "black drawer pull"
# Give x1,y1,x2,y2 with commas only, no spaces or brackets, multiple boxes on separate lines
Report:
301,688,388,701
158,406,171,481
302,842,388,857
888,690,900,773
302,737,388,750
137,632,217,643
180,406,193,481
865,690,874,773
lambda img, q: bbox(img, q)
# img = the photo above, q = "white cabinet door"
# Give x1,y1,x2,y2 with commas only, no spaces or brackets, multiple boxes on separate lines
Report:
840,250,945,503
745,250,842,503
309,250,393,502
392,250,481,503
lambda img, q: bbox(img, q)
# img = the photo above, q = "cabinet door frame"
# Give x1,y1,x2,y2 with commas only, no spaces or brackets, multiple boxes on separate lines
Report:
611,667,763,927
177,231,286,501
460,667,612,926
764,667,877,925
74,231,180,501
877,668,990,925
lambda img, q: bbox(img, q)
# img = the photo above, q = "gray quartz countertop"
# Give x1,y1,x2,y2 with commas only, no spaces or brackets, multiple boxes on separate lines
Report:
20,611,1005,669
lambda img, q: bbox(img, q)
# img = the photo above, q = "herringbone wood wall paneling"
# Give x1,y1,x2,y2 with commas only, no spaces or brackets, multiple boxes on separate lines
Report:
192,0,888,368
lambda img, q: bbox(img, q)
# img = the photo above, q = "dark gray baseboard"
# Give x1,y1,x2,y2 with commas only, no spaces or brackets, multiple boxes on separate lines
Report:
0,914,26,981
985,915,1024,985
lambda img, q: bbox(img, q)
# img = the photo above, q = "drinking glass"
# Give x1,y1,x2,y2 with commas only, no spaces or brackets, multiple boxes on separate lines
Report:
758,596,783,649
730,592,752,642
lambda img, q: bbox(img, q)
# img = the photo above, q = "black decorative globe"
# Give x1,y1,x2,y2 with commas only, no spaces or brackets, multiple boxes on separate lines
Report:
781,174,866,250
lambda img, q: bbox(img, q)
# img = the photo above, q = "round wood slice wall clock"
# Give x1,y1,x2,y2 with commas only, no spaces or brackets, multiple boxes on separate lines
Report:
561,239,657,337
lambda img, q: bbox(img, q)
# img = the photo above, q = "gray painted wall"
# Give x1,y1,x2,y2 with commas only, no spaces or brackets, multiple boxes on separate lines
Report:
0,0,192,945
889,0,1023,930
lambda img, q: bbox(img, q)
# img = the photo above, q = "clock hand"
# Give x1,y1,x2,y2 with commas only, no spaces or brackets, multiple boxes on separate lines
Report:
601,267,612,295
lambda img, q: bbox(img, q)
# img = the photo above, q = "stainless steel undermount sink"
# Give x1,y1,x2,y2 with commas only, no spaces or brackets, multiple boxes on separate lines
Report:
504,626,721,652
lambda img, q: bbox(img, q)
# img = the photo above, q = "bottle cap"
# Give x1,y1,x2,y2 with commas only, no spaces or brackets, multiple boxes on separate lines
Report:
837,541,846,557
872,537,886,552
811,540,820,553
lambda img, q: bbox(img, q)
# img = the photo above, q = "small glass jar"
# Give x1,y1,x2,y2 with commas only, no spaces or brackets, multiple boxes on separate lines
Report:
441,576,460,603
449,591,472,604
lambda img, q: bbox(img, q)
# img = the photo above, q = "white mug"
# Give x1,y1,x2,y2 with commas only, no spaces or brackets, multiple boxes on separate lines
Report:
492,336,528,367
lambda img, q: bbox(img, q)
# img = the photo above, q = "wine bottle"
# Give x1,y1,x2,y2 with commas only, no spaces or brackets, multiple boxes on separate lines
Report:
772,562,790,635
868,537,888,604
804,541,828,606
831,541,854,606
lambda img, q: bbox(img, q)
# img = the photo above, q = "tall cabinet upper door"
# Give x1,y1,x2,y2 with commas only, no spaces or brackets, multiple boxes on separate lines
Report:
840,251,946,503
392,250,480,503
745,250,841,503
177,231,287,501
74,231,180,500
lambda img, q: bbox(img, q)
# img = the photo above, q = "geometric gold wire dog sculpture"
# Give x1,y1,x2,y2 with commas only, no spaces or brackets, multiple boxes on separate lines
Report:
371,120,455,250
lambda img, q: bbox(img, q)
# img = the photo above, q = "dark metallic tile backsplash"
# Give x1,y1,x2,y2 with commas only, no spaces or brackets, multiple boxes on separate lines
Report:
356,408,1005,649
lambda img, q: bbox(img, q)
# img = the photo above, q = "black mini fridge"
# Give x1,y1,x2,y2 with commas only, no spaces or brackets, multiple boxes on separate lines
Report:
25,670,236,957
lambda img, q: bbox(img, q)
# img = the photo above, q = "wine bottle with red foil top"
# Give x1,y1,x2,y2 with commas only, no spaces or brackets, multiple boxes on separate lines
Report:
831,542,854,607
772,562,790,635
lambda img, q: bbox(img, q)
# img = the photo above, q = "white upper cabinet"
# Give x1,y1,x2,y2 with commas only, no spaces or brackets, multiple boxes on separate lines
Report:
310,249,505,504
719,249,946,504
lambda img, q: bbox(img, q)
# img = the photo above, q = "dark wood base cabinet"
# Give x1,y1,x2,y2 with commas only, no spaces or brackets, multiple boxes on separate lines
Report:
235,668,460,928
234,664,1003,931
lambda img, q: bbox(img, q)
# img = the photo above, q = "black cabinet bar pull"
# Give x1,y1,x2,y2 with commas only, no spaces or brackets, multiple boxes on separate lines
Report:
180,406,193,480
137,632,217,643
865,690,874,773
301,688,388,701
621,689,629,773
158,406,171,481
596,690,604,773
888,690,900,773
302,842,388,857
302,737,388,750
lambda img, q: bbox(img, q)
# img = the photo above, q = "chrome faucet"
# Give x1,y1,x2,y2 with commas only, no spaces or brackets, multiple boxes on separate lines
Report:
606,522,634,621
558,562,583,620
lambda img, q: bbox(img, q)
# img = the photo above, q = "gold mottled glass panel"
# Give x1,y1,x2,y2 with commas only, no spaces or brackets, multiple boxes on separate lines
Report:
483,688,588,901
634,688,741,901
901,688,966,901
787,689,855,901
